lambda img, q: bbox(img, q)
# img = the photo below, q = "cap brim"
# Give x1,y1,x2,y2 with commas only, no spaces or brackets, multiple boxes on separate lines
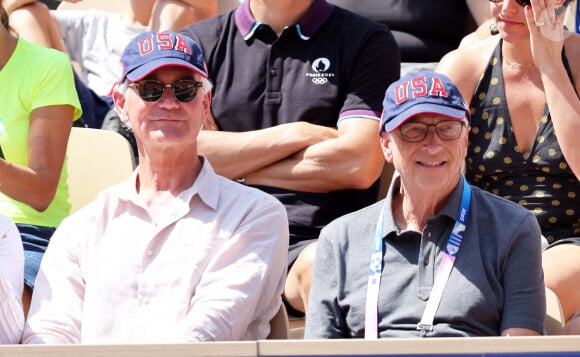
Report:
125,58,208,82
383,103,467,133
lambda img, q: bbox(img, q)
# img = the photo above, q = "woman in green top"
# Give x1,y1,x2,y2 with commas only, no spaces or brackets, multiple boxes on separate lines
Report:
0,0,81,316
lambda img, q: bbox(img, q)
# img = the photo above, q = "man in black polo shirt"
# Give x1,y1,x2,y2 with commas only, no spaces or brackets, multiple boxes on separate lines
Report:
181,0,400,317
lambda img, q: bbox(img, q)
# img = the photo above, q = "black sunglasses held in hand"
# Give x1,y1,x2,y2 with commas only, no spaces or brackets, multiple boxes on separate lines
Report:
128,80,203,103
489,0,531,7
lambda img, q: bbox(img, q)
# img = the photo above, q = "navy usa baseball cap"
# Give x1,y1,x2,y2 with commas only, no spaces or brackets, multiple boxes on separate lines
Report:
379,71,470,134
120,30,208,83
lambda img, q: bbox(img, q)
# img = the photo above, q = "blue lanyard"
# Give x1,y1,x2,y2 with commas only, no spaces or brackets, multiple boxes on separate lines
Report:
364,177,472,339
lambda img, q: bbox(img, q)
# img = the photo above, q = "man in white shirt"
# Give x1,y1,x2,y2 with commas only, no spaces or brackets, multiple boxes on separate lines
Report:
22,30,289,343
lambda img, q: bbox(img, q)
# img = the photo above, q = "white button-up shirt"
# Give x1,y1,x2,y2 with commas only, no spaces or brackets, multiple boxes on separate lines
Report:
23,159,288,343
0,215,24,344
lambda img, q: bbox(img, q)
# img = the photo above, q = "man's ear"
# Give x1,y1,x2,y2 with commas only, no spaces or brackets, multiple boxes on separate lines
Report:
202,88,212,119
380,132,393,164
112,86,130,124
461,124,470,158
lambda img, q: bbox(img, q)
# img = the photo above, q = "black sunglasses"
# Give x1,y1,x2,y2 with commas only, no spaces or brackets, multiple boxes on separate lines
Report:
489,0,531,7
128,79,203,103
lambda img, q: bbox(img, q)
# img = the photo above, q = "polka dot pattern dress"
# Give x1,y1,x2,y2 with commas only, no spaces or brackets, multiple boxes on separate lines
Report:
466,40,579,243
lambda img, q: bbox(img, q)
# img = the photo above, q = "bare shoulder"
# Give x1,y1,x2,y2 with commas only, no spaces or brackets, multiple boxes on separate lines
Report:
459,18,496,48
436,36,500,104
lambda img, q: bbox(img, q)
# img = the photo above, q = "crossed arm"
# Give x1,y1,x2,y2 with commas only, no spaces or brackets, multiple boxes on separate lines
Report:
197,116,385,193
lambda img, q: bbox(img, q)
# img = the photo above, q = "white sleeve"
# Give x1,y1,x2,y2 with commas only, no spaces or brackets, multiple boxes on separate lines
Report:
53,10,87,64
21,217,84,344
0,215,25,344
182,199,289,341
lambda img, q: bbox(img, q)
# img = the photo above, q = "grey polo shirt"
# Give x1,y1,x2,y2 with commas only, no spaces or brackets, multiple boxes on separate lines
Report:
305,176,545,338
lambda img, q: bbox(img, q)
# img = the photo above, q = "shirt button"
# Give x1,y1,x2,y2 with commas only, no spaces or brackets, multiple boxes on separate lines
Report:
143,297,150,305
269,69,278,77
146,250,153,257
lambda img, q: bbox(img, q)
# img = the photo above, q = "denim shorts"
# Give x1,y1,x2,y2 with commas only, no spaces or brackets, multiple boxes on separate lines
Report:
17,224,55,289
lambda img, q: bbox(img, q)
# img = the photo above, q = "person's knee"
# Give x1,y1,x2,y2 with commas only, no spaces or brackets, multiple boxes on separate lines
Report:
543,244,580,285
543,244,580,320
562,309,580,335
285,242,318,312
293,242,318,283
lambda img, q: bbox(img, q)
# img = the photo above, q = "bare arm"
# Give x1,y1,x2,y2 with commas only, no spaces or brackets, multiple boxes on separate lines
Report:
4,0,35,13
436,37,498,106
7,1,67,52
247,118,384,192
197,119,338,180
177,0,217,18
0,105,73,212
525,0,580,177
466,0,492,26
151,0,218,32
459,18,497,48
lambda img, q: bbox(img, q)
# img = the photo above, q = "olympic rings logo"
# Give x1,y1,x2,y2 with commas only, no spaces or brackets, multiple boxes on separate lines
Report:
312,77,328,85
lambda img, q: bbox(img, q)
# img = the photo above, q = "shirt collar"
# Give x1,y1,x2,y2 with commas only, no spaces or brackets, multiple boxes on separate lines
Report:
382,175,464,237
116,157,220,211
235,0,334,41
178,157,220,211
437,177,465,222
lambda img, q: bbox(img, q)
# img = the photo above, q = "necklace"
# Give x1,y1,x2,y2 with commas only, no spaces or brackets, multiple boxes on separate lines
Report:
504,58,534,70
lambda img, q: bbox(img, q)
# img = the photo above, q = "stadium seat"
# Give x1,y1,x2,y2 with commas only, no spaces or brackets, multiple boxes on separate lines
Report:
66,127,136,214
545,286,565,335
268,304,290,339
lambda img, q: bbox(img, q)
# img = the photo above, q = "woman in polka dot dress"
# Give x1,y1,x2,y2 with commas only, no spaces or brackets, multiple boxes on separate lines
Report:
437,0,580,334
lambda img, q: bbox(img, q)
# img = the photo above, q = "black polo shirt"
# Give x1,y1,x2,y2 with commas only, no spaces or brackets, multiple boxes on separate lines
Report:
182,0,400,247
327,0,476,62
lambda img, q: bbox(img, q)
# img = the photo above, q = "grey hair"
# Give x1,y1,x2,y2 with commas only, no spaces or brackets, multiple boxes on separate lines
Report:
117,80,130,95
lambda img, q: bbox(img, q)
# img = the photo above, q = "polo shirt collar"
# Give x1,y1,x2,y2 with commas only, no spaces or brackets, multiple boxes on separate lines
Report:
235,0,335,41
383,175,464,237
